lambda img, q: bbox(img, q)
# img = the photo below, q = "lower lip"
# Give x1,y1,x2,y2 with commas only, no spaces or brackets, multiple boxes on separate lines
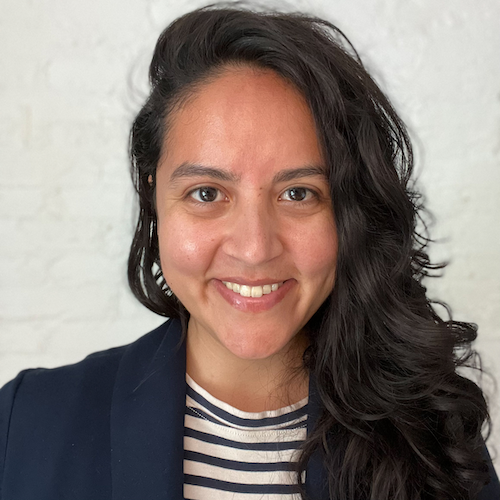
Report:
213,279,296,313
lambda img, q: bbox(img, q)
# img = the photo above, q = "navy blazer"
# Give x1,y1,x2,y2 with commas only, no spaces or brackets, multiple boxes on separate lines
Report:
0,319,498,499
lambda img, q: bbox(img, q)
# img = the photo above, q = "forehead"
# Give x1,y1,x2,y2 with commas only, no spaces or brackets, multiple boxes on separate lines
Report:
160,66,324,178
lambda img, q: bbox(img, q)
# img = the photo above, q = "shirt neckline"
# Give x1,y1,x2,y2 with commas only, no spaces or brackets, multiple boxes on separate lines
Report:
186,373,309,420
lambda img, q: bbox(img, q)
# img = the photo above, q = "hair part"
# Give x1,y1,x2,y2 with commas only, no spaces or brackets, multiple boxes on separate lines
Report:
128,5,491,499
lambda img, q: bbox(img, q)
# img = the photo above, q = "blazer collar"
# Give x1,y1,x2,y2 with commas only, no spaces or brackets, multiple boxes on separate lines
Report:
110,319,327,500
111,319,186,500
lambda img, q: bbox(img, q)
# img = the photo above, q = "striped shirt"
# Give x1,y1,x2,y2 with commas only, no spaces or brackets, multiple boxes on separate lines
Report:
184,374,308,500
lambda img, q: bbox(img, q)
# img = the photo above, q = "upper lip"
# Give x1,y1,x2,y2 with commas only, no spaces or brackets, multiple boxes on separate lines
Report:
217,277,289,286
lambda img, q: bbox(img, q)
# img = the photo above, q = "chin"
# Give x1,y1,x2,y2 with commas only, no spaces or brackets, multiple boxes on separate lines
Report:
222,332,295,361
229,347,278,360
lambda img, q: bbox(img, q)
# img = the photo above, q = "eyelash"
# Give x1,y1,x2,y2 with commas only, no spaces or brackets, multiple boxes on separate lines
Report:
187,186,319,204
278,187,318,203
188,186,227,203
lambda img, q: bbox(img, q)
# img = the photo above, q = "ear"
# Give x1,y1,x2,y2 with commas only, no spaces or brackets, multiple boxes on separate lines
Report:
148,174,154,186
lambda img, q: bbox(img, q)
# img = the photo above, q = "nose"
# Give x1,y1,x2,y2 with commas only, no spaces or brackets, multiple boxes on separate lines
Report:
222,197,284,266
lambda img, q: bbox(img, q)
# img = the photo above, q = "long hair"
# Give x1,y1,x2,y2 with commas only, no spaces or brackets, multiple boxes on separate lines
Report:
128,5,491,499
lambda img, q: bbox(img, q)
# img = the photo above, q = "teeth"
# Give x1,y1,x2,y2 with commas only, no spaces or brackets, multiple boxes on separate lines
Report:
222,281,283,297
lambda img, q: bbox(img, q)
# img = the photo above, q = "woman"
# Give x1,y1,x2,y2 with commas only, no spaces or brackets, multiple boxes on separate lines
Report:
0,5,498,500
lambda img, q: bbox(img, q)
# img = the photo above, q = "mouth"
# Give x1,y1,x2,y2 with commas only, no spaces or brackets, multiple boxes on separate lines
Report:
222,280,284,298
213,278,295,313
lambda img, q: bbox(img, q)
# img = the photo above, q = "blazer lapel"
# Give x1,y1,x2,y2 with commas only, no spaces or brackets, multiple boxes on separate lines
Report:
111,319,186,500
305,374,330,500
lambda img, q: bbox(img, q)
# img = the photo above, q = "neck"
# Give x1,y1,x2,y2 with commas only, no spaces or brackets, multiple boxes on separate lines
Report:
185,323,309,412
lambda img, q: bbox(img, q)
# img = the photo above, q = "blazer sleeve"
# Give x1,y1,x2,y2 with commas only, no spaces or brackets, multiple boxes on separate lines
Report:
0,370,31,499
478,445,500,500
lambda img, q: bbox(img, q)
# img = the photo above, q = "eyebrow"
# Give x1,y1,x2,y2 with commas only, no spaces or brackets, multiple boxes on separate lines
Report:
169,162,327,184
169,162,240,183
272,166,327,183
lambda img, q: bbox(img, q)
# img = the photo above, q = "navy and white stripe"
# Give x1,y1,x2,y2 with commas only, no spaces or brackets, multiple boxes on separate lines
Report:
184,375,308,500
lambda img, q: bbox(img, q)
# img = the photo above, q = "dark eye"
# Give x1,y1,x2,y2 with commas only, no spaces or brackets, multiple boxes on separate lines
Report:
190,186,221,202
281,187,311,202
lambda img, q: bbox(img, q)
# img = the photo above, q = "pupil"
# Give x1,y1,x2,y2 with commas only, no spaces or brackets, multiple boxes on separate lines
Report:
289,188,306,201
200,187,217,202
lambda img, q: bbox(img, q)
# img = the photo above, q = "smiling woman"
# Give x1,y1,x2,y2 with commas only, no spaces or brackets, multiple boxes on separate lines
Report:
155,68,337,407
0,4,499,500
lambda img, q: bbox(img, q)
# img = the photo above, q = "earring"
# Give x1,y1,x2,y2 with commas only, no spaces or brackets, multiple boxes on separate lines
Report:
162,279,173,297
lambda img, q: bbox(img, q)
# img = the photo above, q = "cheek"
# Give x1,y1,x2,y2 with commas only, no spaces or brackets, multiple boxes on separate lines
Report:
288,218,338,278
157,215,218,282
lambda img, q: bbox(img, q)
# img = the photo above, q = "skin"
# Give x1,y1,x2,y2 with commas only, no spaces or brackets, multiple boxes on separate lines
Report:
155,66,338,411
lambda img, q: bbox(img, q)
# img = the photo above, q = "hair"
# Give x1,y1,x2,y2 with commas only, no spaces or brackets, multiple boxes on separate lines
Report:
128,4,491,499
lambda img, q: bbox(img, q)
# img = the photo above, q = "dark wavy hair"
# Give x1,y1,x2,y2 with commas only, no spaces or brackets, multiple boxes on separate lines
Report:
128,5,491,499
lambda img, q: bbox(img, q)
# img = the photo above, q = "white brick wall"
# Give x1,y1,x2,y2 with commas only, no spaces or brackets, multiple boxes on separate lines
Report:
1,0,499,462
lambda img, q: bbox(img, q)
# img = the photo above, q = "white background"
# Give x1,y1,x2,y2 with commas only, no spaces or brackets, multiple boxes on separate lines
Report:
1,0,499,463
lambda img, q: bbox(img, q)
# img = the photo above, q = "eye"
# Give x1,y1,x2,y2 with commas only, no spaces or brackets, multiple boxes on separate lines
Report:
189,186,224,203
279,187,316,202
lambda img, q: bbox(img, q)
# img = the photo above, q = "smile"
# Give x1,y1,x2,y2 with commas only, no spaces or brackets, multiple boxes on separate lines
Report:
213,279,295,313
222,281,284,298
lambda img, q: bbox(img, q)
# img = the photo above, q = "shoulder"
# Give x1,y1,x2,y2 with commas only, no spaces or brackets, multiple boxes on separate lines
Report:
0,319,179,452
0,319,182,498
0,319,174,410
478,446,500,500
0,319,181,415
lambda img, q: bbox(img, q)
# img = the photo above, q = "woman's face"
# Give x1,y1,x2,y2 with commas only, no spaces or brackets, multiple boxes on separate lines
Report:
155,66,338,360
